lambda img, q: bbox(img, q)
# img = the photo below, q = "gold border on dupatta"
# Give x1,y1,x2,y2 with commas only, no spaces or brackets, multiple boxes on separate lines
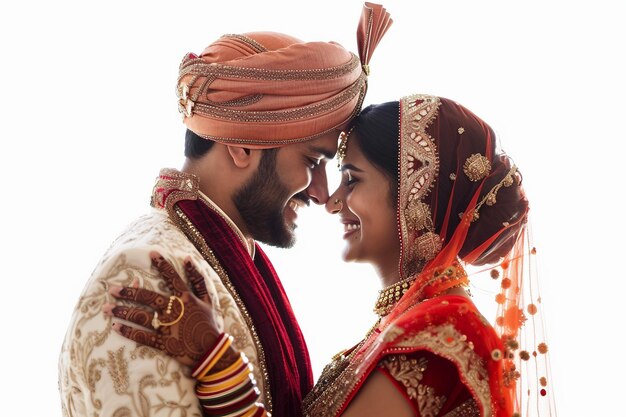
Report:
304,322,492,417
391,323,492,417
398,94,441,279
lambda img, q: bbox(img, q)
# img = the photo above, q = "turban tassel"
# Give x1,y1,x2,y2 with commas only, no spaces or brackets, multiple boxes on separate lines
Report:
357,2,393,75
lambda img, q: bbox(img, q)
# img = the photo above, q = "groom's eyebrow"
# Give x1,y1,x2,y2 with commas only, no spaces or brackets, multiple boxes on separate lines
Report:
340,164,363,172
309,146,336,159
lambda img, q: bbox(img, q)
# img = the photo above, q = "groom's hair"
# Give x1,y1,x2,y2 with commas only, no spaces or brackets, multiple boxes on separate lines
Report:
184,129,215,159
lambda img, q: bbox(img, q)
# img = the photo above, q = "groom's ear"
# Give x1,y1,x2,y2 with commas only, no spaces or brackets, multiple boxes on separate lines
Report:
226,146,259,169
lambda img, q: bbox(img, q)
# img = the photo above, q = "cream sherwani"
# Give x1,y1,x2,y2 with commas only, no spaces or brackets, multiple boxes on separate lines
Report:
58,196,263,417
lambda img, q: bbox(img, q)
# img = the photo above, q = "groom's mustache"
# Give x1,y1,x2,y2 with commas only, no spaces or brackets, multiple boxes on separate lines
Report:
293,192,310,207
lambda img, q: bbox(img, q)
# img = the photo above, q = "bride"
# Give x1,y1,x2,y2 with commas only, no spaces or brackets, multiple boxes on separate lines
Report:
108,93,554,417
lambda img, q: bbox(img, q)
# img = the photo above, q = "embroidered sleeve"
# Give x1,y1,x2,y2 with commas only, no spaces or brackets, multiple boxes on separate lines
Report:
378,351,478,417
59,214,265,416
59,248,204,417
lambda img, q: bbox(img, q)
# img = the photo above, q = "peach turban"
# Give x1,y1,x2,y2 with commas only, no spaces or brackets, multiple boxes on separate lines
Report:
176,2,392,148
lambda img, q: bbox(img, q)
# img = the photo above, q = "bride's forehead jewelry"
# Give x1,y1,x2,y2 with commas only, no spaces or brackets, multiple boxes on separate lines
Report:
337,126,355,168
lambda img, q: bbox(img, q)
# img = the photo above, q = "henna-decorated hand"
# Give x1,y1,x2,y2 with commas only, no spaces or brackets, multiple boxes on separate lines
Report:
104,252,222,367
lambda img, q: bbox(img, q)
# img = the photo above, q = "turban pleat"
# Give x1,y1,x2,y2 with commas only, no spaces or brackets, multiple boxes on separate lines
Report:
177,4,392,148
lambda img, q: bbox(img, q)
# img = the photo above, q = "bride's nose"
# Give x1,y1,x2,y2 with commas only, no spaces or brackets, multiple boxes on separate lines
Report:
325,190,345,214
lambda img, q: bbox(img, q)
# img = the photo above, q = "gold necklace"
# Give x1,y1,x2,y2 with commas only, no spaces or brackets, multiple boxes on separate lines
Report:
374,262,470,317
373,276,416,317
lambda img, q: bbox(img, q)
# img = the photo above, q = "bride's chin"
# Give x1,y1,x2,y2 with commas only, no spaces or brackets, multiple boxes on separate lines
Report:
341,244,357,262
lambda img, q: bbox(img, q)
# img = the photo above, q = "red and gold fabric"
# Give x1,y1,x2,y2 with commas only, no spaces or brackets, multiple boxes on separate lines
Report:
378,351,477,417
304,295,506,417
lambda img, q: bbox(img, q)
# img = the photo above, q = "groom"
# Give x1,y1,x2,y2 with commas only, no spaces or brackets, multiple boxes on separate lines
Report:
58,31,372,417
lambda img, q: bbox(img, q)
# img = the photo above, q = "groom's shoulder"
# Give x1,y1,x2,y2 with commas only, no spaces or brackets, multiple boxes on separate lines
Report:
59,210,195,382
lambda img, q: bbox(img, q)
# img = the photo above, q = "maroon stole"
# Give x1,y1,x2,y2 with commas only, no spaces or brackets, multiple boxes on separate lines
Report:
177,199,313,417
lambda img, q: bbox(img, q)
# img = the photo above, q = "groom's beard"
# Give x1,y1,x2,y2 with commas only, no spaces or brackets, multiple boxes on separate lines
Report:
233,150,297,248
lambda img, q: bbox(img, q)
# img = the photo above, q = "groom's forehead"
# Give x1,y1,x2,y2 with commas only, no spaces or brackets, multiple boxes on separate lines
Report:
307,130,343,157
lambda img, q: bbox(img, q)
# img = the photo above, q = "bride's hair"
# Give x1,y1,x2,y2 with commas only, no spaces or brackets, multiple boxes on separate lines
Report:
350,100,528,266
350,103,400,204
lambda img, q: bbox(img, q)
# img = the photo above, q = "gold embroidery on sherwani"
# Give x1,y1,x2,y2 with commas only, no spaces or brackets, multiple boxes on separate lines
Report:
112,408,132,417
59,208,261,417
86,357,106,397
60,251,200,417
381,354,446,416
107,347,130,394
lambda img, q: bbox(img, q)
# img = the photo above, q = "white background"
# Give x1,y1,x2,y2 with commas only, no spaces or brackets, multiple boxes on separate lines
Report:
1,0,624,415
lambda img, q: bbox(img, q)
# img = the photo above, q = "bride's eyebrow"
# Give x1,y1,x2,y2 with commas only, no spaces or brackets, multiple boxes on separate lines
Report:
340,163,363,173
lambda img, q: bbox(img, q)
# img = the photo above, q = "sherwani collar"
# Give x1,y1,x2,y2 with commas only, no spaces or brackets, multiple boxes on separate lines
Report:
150,168,255,258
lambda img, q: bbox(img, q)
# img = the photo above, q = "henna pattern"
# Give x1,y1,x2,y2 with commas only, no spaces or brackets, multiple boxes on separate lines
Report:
180,309,214,358
151,254,188,296
118,287,168,310
112,306,153,328
110,252,221,366
186,260,209,300
117,325,154,347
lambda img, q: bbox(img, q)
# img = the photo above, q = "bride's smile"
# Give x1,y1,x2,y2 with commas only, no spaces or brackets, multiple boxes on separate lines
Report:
326,134,400,283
